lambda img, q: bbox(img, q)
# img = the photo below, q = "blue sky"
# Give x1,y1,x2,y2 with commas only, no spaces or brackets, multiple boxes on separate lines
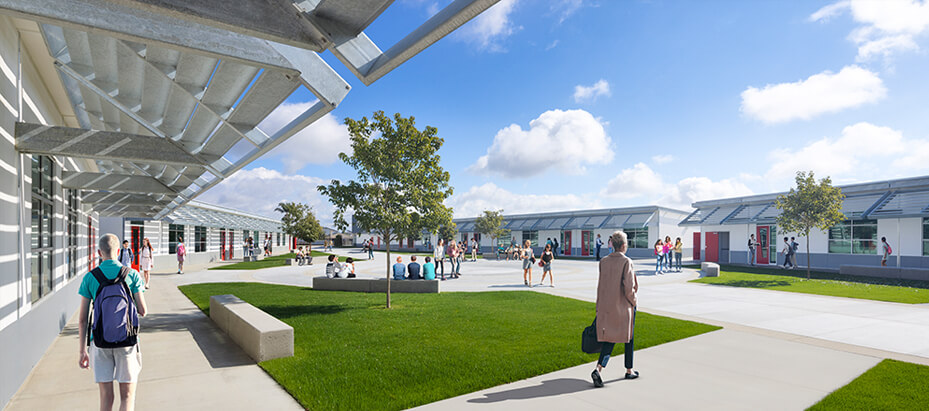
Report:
198,0,929,225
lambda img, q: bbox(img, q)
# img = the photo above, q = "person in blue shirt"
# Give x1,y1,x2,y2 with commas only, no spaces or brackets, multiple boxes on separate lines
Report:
118,240,134,267
596,234,603,261
423,257,436,280
392,256,406,280
78,233,147,411
408,255,422,280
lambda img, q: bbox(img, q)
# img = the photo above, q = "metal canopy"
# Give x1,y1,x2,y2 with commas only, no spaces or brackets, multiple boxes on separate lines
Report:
164,201,281,232
2,0,495,219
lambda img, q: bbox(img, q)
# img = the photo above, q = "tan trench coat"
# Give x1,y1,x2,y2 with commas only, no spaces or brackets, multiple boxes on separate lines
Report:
595,251,638,343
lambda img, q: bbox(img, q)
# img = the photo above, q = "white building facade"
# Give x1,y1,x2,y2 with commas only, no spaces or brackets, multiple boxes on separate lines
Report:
681,176,929,269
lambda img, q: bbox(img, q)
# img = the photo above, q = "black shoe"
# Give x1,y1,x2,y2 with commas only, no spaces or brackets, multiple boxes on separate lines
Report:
591,370,603,387
625,371,640,380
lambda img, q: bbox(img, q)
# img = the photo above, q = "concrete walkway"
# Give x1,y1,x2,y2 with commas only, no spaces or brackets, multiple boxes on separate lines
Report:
5,263,302,411
8,248,929,410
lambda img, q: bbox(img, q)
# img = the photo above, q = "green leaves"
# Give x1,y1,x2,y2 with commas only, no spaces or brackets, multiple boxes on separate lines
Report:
474,209,508,244
274,201,324,243
318,111,454,240
775,171,845,236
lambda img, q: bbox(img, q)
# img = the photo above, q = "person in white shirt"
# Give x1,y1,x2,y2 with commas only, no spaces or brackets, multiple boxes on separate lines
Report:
434,239,446,280
325,254,342,278
471,238,479,261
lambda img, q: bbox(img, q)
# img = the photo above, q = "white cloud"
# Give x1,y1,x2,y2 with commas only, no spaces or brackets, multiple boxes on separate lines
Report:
469,109,614,178
545,40,560,50
740,65,885,124
811,0,929,61
456,0,520,52
600,163,752,210
197,167,334,226
260,104,352,174
551,0,585,23
763,122,929,184
446,182,600,219
652,154,674,165
573,79,611,103
600,163,664,200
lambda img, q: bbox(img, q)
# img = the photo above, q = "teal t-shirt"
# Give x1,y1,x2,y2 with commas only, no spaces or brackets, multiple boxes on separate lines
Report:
423,262,436,280
78,259,145,301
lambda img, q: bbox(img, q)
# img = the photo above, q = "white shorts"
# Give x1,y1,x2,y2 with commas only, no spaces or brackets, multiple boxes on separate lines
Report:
92,344,142,383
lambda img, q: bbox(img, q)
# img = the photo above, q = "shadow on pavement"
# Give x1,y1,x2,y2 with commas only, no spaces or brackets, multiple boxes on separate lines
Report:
139,312,255,368
466,377,627,403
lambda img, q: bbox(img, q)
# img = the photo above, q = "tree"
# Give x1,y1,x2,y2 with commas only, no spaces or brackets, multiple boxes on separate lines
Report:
775,171,845,279
274,202,324,249
438,222,458,245
474,210,509,258
318,111,454,308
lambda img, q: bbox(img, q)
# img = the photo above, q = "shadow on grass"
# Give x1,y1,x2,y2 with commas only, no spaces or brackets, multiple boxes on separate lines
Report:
709,280,792,288
260,304,347,319
467,377,628,403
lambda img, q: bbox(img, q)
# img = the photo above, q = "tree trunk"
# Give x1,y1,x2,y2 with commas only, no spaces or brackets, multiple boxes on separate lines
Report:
806,236,811,280
384,232,391,309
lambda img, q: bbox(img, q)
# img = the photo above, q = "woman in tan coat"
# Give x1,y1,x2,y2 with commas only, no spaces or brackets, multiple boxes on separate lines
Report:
591,230,639,387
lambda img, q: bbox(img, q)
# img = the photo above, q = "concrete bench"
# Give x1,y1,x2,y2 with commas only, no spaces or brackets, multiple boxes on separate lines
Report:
284,257,313,266
701,262,720,277
209,294,293,362
839,265,929,281
312,277,440,293
242,255,265,262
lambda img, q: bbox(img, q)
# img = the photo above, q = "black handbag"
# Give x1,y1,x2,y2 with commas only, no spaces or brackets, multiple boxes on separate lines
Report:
582,317,602,354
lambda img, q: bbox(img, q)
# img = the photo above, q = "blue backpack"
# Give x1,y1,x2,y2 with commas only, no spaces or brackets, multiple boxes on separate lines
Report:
88,266,139,348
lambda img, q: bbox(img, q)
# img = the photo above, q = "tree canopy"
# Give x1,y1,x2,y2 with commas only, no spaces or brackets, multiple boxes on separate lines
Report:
775,171,845,279
474,209,509,254
274,201,324,244
318,111,454,307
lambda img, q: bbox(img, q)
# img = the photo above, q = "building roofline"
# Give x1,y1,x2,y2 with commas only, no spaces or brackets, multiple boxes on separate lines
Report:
691,175,929,209
452,205,690,223
186,200,279,224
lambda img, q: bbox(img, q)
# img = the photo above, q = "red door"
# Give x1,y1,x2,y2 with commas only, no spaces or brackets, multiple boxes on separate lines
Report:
563,231,572,256
130,226,142,270
581,231,592,256
693,232,701,260
229,231,234,259
408,237,414,249
377,237,381,248
705,232,719,262
220,230,226,260
756,226,770,264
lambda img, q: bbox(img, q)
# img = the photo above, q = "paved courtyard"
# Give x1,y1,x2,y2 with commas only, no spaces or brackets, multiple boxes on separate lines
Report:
8,248,929,410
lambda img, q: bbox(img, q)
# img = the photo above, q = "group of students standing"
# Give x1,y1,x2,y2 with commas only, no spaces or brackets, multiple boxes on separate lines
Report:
654,236,683,274
517,240,556,288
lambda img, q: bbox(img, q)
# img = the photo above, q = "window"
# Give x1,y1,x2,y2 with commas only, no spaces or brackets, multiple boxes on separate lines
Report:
194,226,207,252
66,189,79,279
623,228,649,249
522,230,538,247
169,224,184,254
276,232,281,247
923,218,929,256
88,217,96,271
829,220,877,254
31,155,55,302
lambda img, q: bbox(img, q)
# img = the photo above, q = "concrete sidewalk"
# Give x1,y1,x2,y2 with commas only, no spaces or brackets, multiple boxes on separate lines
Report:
4,268,301,411
414,329,879,410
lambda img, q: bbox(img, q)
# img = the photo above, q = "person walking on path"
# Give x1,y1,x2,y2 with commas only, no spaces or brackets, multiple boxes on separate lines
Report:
553,237,560,256
448,240,460,279
367,238,375,260
139,238,153,289
591,230,639,387
881,237,892,267
118,240,134,268
595,234,603,261
790,237,799,269
781,237,794,269
673,237,683,272
78,233,148,411
434,239,446,280
176,236,186,274
539,243,555,287
748,234,757,266
471,237,479,262
521,240,536,287
654,239,664,275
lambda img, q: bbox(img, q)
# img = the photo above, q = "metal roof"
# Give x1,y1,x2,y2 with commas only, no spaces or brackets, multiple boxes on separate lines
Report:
681,175,929,226
3,0,499,219
454,206,677,231
163,201,281,232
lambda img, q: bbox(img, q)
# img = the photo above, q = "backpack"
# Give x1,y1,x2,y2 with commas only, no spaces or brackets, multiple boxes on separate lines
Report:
885,243,892,255
791,241,799,252
88,266,139,348
177,243,186,256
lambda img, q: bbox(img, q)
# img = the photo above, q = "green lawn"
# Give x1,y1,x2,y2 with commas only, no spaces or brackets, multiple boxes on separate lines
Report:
179,283,720,410
209,252,362,270
808,359,929,410
690,265,929,304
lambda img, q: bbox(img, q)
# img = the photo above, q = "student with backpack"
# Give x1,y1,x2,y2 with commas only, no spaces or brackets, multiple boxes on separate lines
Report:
176,236,186,274
78,233,147,411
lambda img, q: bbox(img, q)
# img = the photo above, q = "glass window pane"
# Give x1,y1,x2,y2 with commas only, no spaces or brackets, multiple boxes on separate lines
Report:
853,240,877,254
31,253,39,302
31,201,39,249
852,222,877,240
924,240,929,256
43,203,52,249
923,218,929,240
829,240,851,254
46,252,54,294
828,222,850,240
